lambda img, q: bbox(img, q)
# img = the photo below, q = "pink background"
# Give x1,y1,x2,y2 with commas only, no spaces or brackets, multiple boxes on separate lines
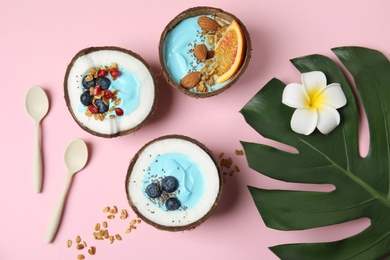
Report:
1,0,389,259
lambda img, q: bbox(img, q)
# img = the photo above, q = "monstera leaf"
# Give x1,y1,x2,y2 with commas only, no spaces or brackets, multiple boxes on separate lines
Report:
240,47,390,259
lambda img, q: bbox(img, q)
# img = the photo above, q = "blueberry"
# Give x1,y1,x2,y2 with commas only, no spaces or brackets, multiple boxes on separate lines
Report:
145,182,162,198
97,77,111,90
165,197,181,211
80,91,93,106
82,75,95,89
161,176,179,193
95,99,108,113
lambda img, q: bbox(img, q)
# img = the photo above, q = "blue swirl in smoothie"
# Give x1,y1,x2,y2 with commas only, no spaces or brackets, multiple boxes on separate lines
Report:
142,153,205,210
79,67,140,117
163,16,230,93
110,68,140,115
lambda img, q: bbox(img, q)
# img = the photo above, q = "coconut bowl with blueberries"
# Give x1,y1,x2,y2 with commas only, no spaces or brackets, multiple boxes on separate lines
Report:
64,46,158,138
125,135,222,231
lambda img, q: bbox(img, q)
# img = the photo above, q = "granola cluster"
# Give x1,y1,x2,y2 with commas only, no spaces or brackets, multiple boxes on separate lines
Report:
80,62,124,121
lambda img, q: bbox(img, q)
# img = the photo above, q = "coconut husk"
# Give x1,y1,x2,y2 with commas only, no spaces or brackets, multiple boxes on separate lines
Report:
159,6,252,98
64,46,158,138
125,134,223,231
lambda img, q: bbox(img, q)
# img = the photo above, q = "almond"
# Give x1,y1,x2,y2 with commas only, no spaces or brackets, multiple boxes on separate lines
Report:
180,72,202,89
207,50,215,59
193,44,207,61
197,16,220,31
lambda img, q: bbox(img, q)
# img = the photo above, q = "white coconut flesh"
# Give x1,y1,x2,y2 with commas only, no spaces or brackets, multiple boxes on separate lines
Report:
66,49,155,136
127,137,221,228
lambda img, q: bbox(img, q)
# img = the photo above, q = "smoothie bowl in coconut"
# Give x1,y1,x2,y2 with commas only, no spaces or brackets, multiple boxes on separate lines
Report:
126,135,222,231
159,6,252,98
64,46,157,138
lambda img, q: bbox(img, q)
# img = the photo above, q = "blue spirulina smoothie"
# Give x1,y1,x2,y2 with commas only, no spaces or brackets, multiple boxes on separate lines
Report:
142,153,206,211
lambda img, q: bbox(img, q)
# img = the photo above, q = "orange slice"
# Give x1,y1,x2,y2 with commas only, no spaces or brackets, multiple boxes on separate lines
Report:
214,20,245,84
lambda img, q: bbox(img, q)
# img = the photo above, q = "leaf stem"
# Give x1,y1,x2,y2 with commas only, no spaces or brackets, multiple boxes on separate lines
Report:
299,138,390,208
373,80,390,198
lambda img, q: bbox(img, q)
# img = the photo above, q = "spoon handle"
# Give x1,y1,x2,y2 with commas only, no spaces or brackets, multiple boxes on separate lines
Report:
46,173,73,244
33,121,42,193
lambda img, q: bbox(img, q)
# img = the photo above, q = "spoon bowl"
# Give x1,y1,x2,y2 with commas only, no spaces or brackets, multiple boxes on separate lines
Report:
46,139,88,244
25,86,49,121
25,86,49,193
65,139,89,173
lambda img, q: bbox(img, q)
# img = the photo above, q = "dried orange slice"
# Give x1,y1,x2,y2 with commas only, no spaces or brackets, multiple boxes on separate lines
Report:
214,20,245,84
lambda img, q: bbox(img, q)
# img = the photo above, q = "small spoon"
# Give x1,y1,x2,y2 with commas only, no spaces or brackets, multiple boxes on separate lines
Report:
25,86,49,193
46,139,88,244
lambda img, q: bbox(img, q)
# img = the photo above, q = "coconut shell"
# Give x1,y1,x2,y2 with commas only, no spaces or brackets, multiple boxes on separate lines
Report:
159,6,252,98
125,134,223,232
64,46,158,138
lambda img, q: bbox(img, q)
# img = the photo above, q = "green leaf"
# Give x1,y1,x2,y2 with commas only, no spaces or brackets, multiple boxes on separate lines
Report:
241,47,390,259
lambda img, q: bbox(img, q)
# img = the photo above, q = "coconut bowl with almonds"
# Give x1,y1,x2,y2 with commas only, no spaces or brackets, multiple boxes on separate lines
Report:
159,6,252,98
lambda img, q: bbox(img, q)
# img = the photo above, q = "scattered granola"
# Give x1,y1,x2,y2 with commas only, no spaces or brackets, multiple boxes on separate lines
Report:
235,149,244,156
107,214,115,219
115,234,122,241
76,244,84,250
94,223,100,231
120,209,128,219
219,149,244,184
102,221,107,228
67,205,142,259
88,246,96,256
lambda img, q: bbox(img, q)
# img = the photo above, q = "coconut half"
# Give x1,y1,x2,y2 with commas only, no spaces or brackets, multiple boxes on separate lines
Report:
159,6,252,98
64,46,157,138
126,135,222,231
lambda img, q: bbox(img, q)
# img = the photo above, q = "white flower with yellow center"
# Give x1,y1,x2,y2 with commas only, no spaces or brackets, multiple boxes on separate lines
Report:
282,71,347,135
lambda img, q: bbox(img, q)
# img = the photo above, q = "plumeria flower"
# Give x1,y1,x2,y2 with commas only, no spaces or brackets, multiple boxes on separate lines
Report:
282,71,347,135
